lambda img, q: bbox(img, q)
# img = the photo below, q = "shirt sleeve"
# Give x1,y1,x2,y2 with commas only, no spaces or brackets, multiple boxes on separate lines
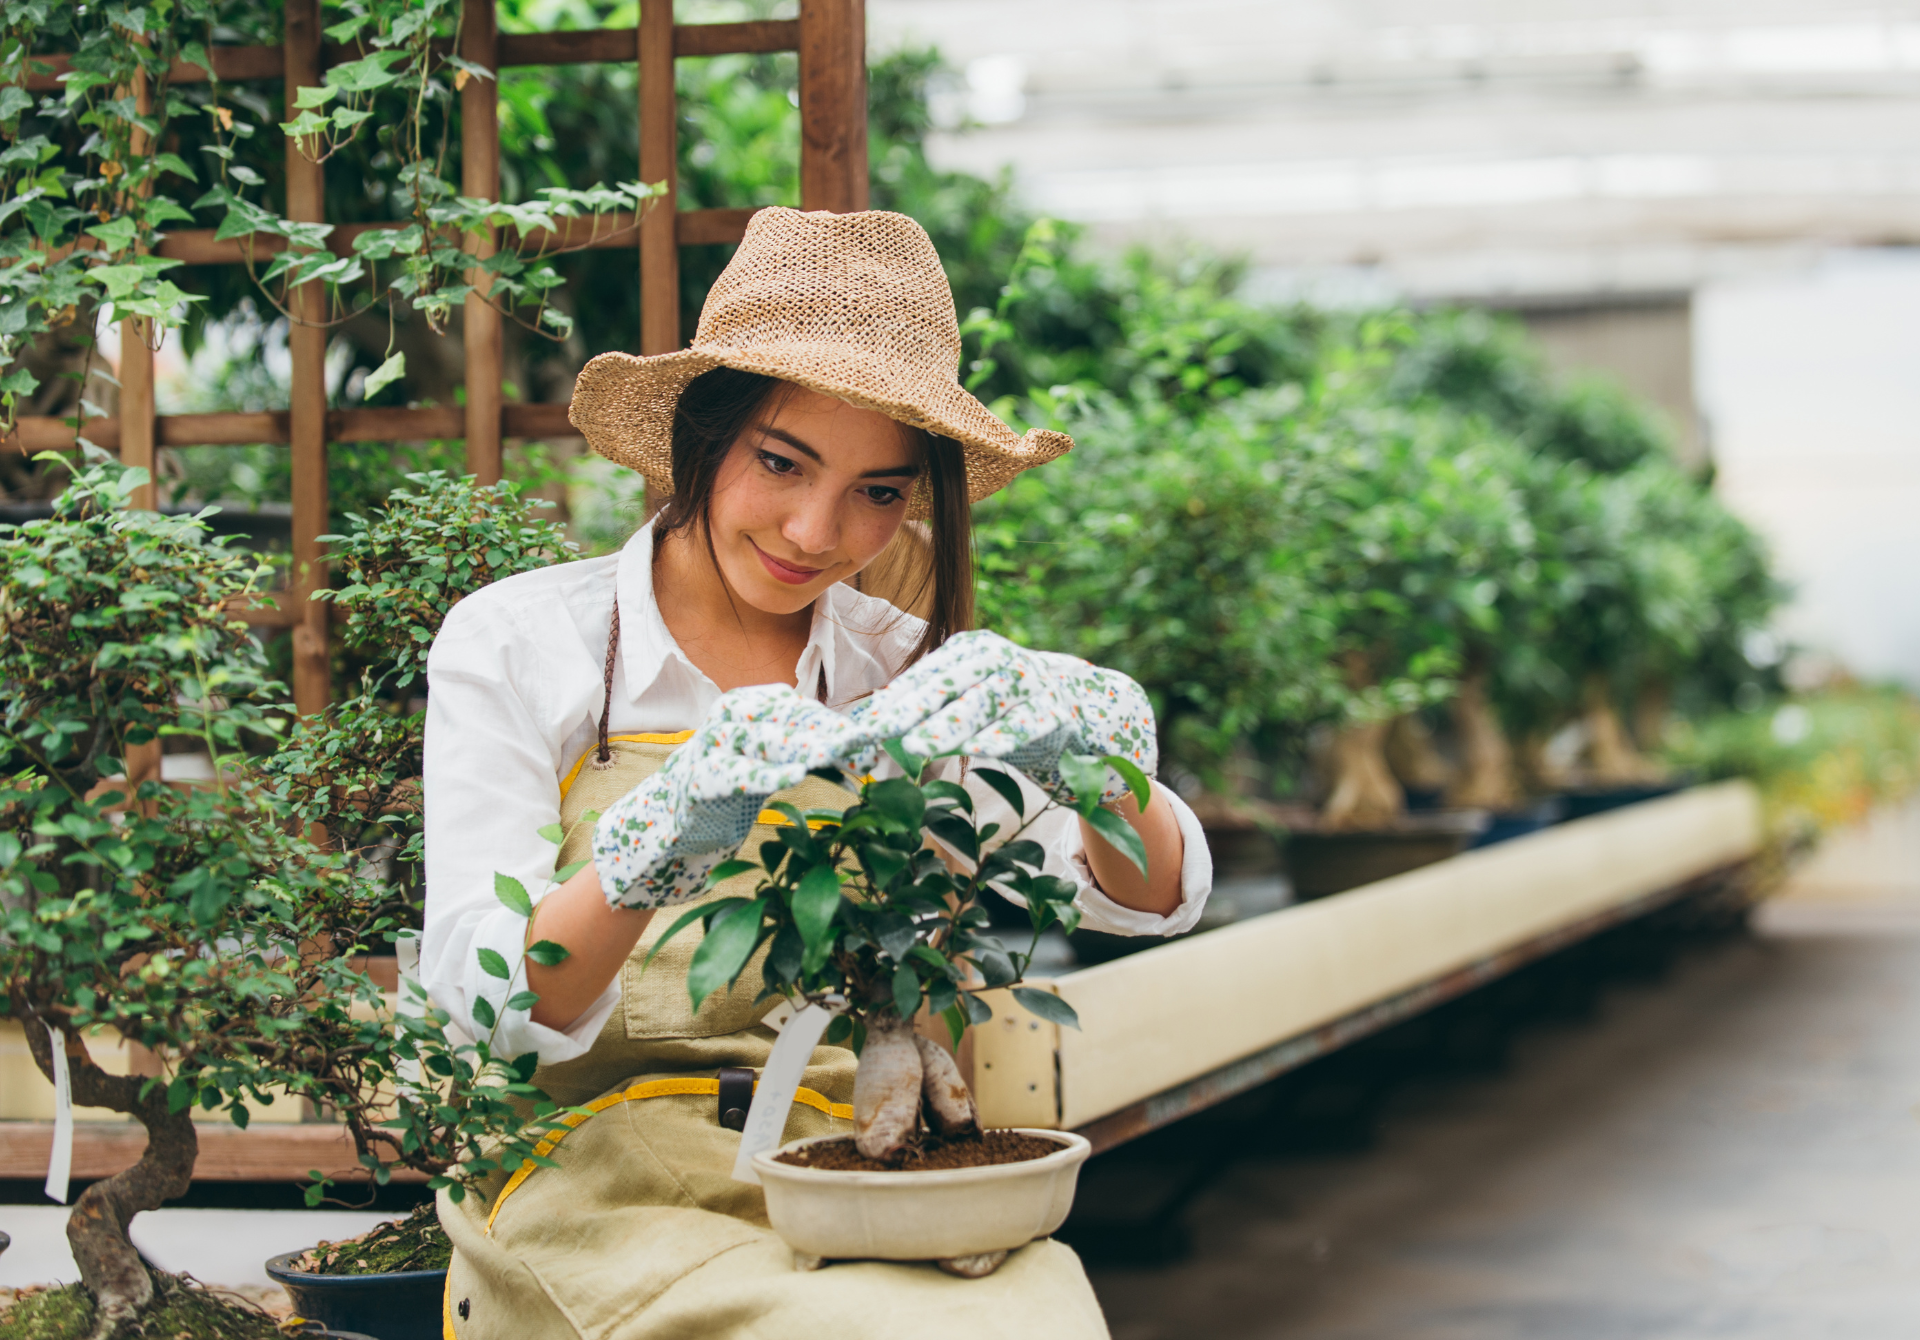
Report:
421,599,619,1066
937,761,1214,938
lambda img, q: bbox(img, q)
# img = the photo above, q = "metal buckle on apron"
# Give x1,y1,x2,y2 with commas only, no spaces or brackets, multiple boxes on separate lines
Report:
717,1066,754,1130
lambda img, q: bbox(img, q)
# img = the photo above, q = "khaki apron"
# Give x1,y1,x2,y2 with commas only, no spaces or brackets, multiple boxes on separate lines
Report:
438,735,1108,1340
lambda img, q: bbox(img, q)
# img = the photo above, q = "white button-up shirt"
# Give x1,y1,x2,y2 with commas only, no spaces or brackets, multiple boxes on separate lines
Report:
422,520,1214,1065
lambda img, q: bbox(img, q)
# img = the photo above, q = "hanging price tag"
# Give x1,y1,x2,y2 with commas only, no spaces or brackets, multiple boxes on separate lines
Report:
730,998,845,1185
45,1023,72,1205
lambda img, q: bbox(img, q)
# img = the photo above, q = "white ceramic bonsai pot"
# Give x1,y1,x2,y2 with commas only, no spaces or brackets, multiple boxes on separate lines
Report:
752,1129,1092,1275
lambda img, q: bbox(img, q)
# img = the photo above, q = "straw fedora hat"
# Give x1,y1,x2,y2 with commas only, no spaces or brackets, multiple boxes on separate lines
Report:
567,207,1072,518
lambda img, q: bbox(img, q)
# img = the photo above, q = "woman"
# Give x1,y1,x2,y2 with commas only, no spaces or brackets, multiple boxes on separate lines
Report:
424,207,1214,1339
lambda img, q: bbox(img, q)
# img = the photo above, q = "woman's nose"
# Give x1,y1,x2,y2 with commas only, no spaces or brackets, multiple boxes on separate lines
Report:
781,494,841,556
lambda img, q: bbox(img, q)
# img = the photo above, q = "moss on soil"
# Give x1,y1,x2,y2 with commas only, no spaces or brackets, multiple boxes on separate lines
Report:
0,1274,287,1339
291,1201,451,1276
776,1130,1060,1173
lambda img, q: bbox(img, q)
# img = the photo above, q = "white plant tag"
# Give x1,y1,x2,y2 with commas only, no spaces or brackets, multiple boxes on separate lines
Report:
45,1023,72,1204
730,1000,839,1185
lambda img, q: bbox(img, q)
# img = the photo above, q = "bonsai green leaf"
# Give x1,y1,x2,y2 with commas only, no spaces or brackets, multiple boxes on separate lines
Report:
865,777,925,832
1083,805,1149,878
641,900,742,973
972,764,1027,818
505,991,541,1012
961,992,994,1026
536,823,564,845
493,873,533,918
687,898,767,1010
705,858,759,887
942,1002,968,1048
793,863,842,960
553,860,588,883
525,940,571,967
475,948,511,980
471,997,498,1030
1011,985,1080,1030
890,964,921,1018
1058,753,1110,816
824,1014,853,1046
922,779,974,813
881,738,927,781
1102,754,1152,811
864,844,910,889
926,975,959,1018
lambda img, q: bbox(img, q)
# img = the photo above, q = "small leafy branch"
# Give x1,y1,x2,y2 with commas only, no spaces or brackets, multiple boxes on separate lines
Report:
651,741,1152,1161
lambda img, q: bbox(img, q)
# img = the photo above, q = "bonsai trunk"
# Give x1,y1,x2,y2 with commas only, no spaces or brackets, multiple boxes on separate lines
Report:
1582,673,1663,786
27,1019,197,1339
851,1015,981,1160
1632,677,1673,757
1321,719,1404,831
1444,670,1520,811
1385,713,1454,793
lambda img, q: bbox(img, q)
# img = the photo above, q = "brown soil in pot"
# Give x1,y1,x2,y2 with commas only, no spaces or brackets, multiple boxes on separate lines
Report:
293,1201,452,1275
775,1130,1060,1173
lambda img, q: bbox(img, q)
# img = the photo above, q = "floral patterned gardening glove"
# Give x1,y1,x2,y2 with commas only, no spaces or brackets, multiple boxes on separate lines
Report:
592,684,875,909
849,629,1158,803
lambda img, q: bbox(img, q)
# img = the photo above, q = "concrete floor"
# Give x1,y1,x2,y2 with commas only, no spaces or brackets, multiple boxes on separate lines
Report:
1090,803,1920,1340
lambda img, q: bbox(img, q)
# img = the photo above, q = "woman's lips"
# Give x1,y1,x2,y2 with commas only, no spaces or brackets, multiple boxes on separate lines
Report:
751,541,825,586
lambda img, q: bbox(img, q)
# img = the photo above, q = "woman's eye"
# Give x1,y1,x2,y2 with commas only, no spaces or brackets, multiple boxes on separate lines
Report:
860,485,904,506
758,450,799,476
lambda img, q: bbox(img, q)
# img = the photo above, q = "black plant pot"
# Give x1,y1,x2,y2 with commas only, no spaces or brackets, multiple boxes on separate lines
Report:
1558,781,1685,823
1283,810,1489,902
1468,796,1568,849
266,1253,446,1340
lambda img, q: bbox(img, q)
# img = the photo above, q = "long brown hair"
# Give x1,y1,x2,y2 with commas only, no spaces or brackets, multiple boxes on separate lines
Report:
651,366,973,664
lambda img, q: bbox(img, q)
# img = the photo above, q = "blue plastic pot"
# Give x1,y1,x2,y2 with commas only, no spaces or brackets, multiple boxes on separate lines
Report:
266,1253,446,1340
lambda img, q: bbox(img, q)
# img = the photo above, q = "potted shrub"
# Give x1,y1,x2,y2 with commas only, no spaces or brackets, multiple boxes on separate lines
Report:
260,470,580,1335
0,460,576,1337
646,744,1154,1275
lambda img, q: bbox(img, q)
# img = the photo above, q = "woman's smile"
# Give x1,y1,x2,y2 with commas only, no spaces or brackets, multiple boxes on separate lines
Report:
750,538,829,586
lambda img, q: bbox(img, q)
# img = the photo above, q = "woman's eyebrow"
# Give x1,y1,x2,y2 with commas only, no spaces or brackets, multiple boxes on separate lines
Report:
758,425,920,478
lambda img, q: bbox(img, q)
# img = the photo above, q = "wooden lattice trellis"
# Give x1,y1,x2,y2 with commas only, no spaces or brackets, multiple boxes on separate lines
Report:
4,0,869,720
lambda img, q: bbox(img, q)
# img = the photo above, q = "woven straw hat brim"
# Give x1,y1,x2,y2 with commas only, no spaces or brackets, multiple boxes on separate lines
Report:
569,343,1072,519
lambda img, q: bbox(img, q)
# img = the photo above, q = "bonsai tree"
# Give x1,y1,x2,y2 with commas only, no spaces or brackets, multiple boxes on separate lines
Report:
649,745,1150,1161
0,459,582,1334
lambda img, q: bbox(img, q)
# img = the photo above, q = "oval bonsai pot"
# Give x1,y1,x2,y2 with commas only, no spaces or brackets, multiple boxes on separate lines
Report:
265,1253,446,1340
1558,780,1685,822
752,1129,1092,1266
1283,809,1489,901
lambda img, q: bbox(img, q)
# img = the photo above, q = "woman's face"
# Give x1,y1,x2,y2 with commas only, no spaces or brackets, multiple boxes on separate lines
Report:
703,386,921,615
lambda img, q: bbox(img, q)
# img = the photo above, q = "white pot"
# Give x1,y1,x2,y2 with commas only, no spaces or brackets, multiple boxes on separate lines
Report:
752,1129,1092,1265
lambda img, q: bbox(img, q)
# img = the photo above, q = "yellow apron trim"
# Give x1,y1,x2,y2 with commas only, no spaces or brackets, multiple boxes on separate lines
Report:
443,1275,456,1340
484,1076,854,1236
557,732,696,800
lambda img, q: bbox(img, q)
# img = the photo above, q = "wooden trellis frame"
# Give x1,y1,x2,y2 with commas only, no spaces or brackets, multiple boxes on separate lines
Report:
5,0,869,717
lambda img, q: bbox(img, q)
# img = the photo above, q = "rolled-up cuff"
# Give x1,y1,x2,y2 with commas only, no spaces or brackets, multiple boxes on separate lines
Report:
1072,783,1214,937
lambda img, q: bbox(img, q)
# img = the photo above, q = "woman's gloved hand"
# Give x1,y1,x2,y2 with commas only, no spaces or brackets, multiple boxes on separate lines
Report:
592,684,873,909
849,630,1158,802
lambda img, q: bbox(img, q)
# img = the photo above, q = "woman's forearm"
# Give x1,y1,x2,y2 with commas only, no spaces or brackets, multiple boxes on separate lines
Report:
1078,779,1184,917
526,865,654,1031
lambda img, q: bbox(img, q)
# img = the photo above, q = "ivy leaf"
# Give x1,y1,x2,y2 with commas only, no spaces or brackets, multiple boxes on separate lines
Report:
493,872,533,918
1011,985,1080,1030
362,351,405,399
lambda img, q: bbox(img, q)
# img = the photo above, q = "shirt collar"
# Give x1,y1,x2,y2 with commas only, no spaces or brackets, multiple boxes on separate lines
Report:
616,519,851,709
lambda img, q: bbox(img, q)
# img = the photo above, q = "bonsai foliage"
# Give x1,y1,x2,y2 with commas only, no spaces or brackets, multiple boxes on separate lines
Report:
653,745,1150,1161
0,460,581,1334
